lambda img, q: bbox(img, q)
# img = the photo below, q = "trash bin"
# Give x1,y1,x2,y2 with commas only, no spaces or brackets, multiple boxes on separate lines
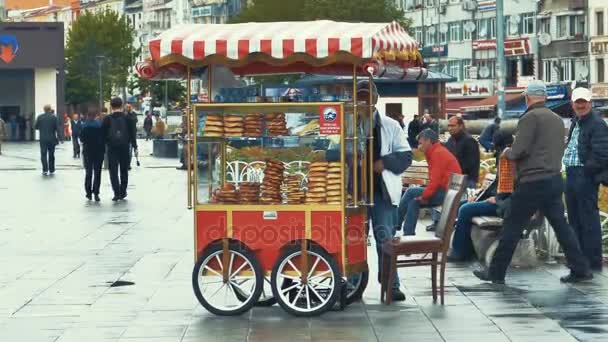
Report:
153,139,178,158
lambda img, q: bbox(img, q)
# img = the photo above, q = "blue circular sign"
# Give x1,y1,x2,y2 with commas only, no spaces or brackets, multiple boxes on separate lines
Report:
323,107,337,122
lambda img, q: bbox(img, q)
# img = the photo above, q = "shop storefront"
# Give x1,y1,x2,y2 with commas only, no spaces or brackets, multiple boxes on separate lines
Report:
0,22,64,141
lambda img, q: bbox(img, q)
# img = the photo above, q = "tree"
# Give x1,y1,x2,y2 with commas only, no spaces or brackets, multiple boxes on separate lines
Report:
128,74,186,108
232,0,411,30
65,9,135,106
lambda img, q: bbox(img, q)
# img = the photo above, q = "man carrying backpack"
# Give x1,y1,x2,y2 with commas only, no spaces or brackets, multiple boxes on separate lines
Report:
102,97,138,201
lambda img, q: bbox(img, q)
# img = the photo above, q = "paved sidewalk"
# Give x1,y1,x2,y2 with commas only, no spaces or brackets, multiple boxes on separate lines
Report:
0,141,606,342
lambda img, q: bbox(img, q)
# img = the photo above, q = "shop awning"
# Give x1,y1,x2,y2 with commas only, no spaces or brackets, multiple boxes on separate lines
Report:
149,21,419,67
446,98,485,113
504,99,571,118
461,93,523,112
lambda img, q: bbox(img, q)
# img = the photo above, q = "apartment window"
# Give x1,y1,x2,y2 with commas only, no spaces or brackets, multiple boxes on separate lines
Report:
462,59,472,79
425,0,435,7
447,60,461,81
539,18,550,34
449,22,461,42
426,30,436,46
415,27,423,45
522,13,534,34
557,16,568,38
477,19,489,39
558,59,574,81
599,59,605,83
597,11,605,36
542,60,552,82
439,28,447,44
570,15,585,36
490,17,497,38
505,16,521,37
463,21,472,40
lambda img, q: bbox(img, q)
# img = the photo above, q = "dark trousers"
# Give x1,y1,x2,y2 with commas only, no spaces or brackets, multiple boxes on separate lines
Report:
452,201,498,259
40,142,56,173
72,137,80,157
108,147,130,197
489,174,590,280
566,167,603,270
84,151,103,195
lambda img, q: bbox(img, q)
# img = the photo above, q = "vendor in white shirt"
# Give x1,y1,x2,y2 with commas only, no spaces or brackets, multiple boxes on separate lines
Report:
357,80,412,302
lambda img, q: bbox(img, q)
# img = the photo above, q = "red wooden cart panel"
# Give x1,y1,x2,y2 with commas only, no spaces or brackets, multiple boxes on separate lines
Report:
196,211,227,257
232,211,305,271
345,212,366,265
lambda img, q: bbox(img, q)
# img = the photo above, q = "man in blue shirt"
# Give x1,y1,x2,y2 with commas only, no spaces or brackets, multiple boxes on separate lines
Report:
564,87,608,271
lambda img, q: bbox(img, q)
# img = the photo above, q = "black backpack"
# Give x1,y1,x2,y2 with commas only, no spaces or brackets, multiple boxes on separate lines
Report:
108,115,129,147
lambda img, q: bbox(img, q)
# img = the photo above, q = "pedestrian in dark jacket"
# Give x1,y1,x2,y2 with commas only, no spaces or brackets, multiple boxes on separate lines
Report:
80,110,105,202
407,115,421,148
479,117,501,152
564,87,608,271
474,80,592,285
446,116,480,188
70,113,83,158
34,105,60,175
102,98,138,201
143,111,153,141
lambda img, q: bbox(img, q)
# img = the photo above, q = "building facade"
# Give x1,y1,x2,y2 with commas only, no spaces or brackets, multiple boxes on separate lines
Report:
190,0,245,24
589,0,608,110
537,0,589,84
400,0,538,101
0,22,65,139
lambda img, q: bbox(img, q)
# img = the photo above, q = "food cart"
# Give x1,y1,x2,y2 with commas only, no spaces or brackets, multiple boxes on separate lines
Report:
137,20,423,317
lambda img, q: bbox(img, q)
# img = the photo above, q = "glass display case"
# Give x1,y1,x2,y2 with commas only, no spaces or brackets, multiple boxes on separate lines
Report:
193,102,370,208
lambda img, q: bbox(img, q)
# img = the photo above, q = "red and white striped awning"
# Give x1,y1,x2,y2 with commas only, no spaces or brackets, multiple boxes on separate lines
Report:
148,20,420,66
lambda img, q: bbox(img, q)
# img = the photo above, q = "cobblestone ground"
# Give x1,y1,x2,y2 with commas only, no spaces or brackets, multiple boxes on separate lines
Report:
0,141,606,342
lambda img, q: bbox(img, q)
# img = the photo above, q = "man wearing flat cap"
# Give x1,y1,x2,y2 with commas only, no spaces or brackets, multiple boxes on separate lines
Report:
357,80,412,302
563,87,608,271
474,80,593,284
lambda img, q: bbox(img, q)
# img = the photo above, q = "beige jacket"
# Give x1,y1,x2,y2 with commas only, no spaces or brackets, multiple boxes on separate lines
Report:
0,118,7,140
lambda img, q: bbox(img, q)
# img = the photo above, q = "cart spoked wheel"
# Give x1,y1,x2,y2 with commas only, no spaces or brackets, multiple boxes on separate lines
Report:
271,245,340,317
234,277,278,307
345,271,369,305
192,243,263,316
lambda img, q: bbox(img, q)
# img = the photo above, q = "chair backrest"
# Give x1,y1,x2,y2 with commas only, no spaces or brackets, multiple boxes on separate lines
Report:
435,174,467,250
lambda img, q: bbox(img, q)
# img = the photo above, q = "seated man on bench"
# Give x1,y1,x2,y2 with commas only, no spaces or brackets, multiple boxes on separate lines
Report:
397,129,462,235
448,131,514,262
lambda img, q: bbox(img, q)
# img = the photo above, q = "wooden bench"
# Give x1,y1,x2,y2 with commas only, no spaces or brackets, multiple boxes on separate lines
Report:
402,161,429,188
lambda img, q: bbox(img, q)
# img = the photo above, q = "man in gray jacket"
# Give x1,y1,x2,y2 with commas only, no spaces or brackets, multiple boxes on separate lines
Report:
34,105,60,175
474,81,592,284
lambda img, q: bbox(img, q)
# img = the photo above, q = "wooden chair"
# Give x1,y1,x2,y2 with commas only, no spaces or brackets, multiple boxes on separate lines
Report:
380,174,467,305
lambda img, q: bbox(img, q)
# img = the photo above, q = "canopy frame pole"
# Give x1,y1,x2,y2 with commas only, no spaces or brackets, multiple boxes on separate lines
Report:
187,66,193,210
352,64,359,208
368,72,374,207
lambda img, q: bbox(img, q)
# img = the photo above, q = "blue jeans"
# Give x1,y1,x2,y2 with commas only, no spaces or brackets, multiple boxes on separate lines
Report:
565,167,603,270
451,201,498,259
370,193,400,289
398,187,445,235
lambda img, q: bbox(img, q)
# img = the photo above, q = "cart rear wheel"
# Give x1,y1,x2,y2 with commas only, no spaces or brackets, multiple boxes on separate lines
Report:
192,243,262,316
271,245,340,317
345,271,369,305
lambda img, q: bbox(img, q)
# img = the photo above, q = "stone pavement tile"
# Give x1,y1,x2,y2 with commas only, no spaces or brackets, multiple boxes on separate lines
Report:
55,326,125,342
182,313,249,339
12,304,91,317
130,310,194,326
119,338,182,342
376,333,442,342
121,324,187,339
443,332,510,342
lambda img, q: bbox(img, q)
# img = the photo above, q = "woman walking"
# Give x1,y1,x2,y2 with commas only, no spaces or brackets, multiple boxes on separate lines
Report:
80,109,105,201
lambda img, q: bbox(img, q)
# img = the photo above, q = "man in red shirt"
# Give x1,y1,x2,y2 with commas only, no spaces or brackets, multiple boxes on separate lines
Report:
397,129,462,235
